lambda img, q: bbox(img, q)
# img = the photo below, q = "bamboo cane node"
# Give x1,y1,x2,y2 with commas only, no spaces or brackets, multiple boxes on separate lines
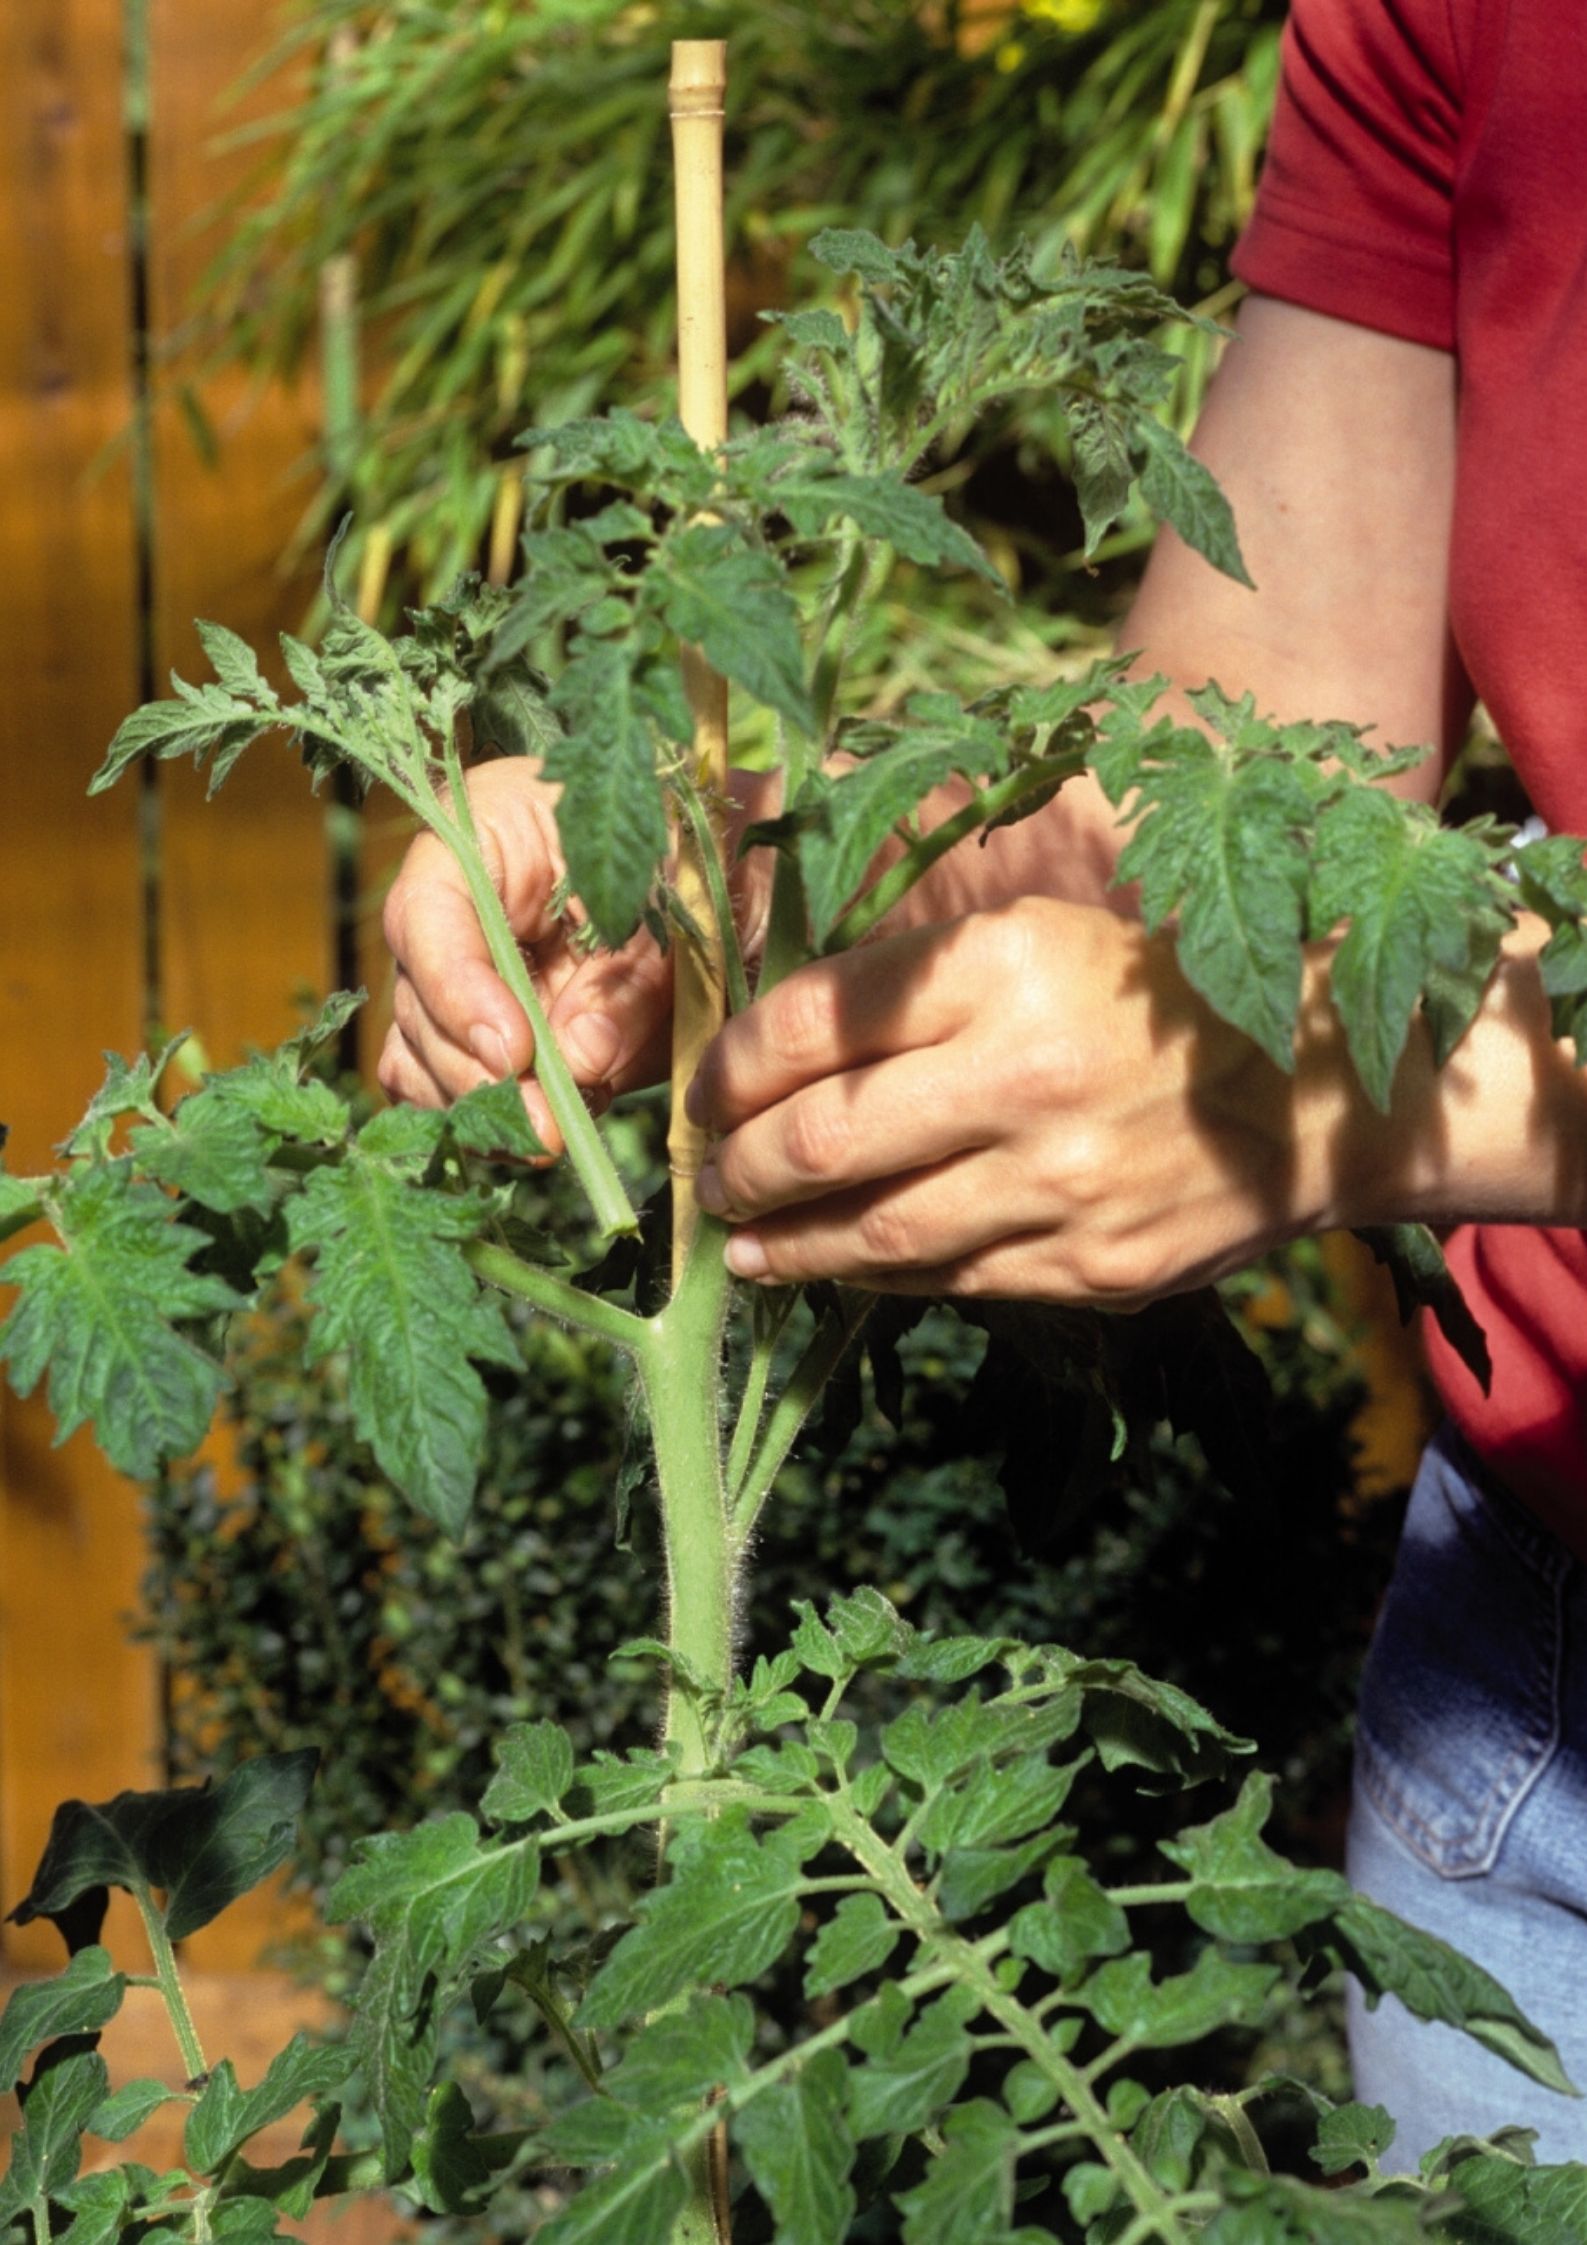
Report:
669,86,724,119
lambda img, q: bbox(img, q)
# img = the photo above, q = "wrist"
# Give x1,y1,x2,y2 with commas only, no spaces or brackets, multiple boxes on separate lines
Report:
1318,916,1587,1233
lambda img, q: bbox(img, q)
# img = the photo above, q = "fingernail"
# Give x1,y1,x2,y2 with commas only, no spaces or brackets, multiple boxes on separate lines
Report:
470,1024,515,1079
696,1162,727,1216
563,1013,621,1081
725,1232,769,1280
685,1073,706,1126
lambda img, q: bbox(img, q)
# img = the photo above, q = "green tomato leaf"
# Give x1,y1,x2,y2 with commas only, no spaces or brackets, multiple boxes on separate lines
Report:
804,1895,901,2001
0,1163,242,1480
130,1088,277,1217
1310,1895,1577,2096
608,1993,754,2111
1310,2101,1397,2178
409,2080,494,2216
0,2051,109,2224
1353,1221,1492,1395
185,2035,352,2175
578,1809,806,2029
481,1719,576,1826
1007,1857,1129,1979
0,1949,125,2097
896,2099,1018,2245
1133,416,1253,588
533,2145,688,2245
1080,1948,1280,2049
87,2078,178,2143
9,1752,317,1942
1158,1771,1351,1942
737,2046,856,2245
446,1078,548,1162
1440,2154,1587,2243
1310,788,1512,1110
649,524,814,735
1112,729,1315,1073
544,636,673,947
847,1991,974,2140
285,1110,518,1532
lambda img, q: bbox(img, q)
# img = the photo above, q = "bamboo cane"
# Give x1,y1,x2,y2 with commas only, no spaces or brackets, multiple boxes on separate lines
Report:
668,40,731,1283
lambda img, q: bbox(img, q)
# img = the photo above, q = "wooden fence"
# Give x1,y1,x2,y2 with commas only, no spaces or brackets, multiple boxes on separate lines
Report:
0,0,344,1972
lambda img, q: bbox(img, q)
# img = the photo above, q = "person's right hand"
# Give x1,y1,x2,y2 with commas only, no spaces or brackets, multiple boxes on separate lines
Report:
378,758,772,1153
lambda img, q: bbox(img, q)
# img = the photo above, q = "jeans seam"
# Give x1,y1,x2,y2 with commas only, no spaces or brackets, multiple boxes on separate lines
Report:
1356,1558,1567,1879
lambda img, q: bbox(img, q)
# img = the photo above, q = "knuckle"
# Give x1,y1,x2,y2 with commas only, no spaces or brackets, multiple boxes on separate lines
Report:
783,1093,852,1184
772,968,839,1066
1068,1231,1160,1304
857,1197,917,1270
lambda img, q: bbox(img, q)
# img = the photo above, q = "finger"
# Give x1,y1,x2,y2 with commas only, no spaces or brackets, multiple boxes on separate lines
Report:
718,1153,1028,1289
392,972,499,1104
697,1046,993,1222
377,1022,449,1112
543,932,676,1096
383,840,539,1082
688,918,985,1134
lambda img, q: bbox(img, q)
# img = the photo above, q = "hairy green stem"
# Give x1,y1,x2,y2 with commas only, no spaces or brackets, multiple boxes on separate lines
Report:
672,769,751,1016
426,791,637,1238
828,753,1086,953
465,1239,651,1358
134,1891,207,2085
642,1219,738,1777
732,1292,872,1539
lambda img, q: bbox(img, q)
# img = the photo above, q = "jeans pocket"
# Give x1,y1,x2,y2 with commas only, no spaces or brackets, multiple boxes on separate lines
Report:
1354,1426,1568,1879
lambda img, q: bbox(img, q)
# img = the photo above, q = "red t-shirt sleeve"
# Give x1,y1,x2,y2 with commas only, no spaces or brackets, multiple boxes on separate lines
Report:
1232,0,1465,351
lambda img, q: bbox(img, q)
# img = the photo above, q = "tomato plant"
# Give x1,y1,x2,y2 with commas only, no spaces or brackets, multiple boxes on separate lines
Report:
6,209,1587,2245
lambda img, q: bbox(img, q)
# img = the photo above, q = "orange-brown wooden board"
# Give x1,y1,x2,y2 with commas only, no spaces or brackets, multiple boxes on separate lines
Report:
147,0,330,1071
143,2,334,1972
0,0,163,1972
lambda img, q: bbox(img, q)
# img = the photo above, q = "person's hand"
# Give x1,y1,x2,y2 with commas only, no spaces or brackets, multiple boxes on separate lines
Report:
379,759,774,1150
686,895,1370,1305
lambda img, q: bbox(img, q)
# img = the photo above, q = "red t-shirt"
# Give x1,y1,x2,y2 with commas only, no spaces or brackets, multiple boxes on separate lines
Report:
1231,0,1587,1554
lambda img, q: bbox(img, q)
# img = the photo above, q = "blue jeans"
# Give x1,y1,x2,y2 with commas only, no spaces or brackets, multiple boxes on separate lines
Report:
1347,1423,1587,2165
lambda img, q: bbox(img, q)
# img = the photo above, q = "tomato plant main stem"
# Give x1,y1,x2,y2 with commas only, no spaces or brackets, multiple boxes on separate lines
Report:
134,1890,207,2085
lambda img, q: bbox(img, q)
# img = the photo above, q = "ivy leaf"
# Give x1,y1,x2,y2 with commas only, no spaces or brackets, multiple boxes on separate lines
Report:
0,2051,109,2224
544,636,674,946
185,2035,352,2174
896,2099,1019,2245
737,2047,856,2245
0,1949,125,2097
0,1163,242,1480
285,1110,518,1532
578,1810,806,2029
804,1896,901,2000
481,1719,576,1825
1080,1949,1280,2048
1308,1896,1576,2096
1310,789,1512,1110
1133,416,1253,588
9,1752,318,1943
1112,730,1315,1072
1158,1771,1350,1941
649,524,814,735
1310,2102,1397,2178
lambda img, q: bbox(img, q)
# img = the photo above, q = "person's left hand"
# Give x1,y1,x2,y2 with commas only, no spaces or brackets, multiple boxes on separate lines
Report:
686,894,1366,1305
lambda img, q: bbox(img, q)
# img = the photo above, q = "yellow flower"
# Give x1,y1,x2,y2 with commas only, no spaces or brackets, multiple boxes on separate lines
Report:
995,36,1028,70
1023,0,1106,31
